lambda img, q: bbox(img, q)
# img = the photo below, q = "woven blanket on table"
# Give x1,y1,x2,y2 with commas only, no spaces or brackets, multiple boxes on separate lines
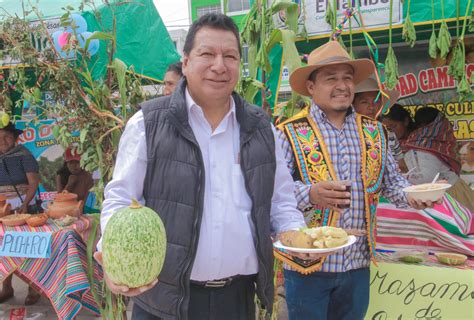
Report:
376,195,474,256
0,216,103,320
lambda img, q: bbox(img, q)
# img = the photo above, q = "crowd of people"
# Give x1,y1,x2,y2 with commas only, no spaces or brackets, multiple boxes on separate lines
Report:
1,11,473,320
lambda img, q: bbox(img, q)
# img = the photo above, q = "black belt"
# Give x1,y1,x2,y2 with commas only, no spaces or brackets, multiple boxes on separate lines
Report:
190,274,255,288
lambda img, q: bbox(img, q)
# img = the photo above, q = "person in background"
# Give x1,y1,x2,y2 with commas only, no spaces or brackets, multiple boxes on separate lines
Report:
460,142,474,172
55,146,93,203
353,76,407,171
277,41,436,320
163,61,183,96
0,121,41,305
403,107,474,212
381,103,416,145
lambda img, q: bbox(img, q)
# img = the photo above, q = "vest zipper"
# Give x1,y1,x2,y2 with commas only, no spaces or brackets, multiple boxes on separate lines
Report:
240,146,270,314
177,158,204,319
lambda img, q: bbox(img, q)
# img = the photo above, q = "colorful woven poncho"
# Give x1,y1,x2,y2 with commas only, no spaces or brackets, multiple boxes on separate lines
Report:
403,113,461,174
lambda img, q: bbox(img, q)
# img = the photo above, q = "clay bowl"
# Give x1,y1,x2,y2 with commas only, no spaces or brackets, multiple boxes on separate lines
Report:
1,213,32,227
26,213,49,227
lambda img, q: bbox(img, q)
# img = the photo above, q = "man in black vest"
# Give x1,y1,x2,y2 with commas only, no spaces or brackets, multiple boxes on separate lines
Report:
95,13,307,320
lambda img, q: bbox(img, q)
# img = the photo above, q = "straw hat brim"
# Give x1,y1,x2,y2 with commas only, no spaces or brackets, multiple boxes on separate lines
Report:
355,87,400,110
290,59,375,96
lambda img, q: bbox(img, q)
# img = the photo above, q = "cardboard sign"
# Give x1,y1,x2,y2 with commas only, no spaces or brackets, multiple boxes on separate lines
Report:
0,231,52,258
366,262,474,320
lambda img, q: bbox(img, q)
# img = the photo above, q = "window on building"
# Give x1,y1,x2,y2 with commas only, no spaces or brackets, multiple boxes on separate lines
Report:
227,0,250,13
197,5,221,18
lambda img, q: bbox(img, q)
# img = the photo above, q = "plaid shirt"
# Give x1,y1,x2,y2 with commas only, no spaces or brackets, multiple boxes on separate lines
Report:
277,103,410,272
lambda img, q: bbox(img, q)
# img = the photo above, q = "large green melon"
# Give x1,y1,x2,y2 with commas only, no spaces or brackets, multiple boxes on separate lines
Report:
102,199,166,288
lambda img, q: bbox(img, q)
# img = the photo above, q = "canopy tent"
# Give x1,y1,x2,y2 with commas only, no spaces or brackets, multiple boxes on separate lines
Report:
0,0,180,81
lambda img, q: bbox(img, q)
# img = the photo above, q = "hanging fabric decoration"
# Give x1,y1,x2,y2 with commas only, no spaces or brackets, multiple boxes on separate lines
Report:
384,0,399,90
437,0,452,59
428,0,438,58
331,8,357,40
402,0,416,47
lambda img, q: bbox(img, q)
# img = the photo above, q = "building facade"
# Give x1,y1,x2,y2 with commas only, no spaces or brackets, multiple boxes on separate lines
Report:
189,0,251,27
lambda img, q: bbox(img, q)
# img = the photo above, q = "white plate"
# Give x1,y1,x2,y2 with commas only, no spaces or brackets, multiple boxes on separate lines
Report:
273,235,357,253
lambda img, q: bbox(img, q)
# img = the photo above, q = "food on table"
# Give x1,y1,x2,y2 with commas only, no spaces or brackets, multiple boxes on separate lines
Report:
26,213,49,227
399,255,424,263
411,183,448,191
279,226,349,249
0,213,31,226
280,230,313,248
55,215,78,227
402,183,451,202
102,199,167,288
395,250,427,263
435,252,467,266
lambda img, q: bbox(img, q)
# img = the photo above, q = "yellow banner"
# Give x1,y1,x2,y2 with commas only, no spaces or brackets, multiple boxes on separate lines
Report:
366,263,474,320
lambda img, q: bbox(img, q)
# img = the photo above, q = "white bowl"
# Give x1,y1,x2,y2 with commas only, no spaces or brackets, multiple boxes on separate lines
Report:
403,183,451,202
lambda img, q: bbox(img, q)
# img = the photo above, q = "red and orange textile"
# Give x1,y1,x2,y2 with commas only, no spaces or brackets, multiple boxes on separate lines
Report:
376,195,473,256
0,216,103,320
403,113,461,174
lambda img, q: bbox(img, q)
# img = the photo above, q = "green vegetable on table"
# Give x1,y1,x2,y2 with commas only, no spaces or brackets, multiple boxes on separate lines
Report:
399,255,423,263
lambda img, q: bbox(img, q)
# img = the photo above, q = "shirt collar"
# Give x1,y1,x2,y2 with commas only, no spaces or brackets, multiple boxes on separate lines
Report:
185,87,238,127
310,102,355,123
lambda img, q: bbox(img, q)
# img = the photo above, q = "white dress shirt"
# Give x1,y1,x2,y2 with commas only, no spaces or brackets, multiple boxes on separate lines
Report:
99,88,305,281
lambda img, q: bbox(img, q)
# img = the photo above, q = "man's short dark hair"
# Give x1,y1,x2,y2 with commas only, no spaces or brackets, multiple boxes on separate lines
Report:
183,13,241,57
308,69,319,82
166,61,183,77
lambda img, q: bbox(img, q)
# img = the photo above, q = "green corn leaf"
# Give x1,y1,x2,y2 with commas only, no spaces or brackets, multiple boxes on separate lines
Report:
280,30,301,75
85,31,115,53
428,30,438,59
469,9,474,32
325,3,334,27
110,58,128,110
402,15,416,47
447,42,464,81
457,74,472,102
384,47,399,90
270,0,297,14
266,29,282,54
437,21,451,59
